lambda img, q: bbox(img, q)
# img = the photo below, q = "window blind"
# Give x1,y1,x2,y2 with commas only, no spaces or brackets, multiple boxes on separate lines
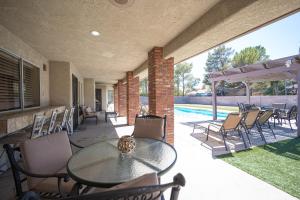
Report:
0,51,21,112
23,61,40,108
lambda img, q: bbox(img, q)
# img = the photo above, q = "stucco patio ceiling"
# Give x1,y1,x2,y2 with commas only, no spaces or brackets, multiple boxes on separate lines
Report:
0,0,299,83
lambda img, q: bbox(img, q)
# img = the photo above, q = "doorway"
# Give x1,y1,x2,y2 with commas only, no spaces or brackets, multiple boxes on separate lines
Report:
95,89,102,111
72,74,79,129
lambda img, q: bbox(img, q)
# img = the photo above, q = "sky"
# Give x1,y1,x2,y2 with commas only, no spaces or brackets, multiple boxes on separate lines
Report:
184,11,300,86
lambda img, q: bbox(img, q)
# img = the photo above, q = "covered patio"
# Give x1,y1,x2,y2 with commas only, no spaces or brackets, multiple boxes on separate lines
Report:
0,0,300,199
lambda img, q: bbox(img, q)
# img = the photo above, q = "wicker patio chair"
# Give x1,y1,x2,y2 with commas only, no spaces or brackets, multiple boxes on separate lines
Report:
206,113,246,151
3,132,76,199
256,110,276,143
132,114,167,141
241,109,261,146
277,105,297,130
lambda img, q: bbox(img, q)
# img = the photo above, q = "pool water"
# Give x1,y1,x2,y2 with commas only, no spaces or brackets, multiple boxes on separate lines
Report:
174,106,229,118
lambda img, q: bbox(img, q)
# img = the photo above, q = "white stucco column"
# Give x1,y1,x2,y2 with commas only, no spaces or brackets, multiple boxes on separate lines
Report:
212,81,217,120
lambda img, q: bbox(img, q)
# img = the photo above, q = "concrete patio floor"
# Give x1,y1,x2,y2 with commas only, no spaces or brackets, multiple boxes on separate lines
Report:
0,112,298,200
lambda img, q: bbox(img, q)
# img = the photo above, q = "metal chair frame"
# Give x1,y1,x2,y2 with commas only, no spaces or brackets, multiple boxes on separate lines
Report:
206,113,245,151
43,110,58,135
30,114,46,139
278,105,297,131
256,110,276,144
62,173,185,200
3,144,70,199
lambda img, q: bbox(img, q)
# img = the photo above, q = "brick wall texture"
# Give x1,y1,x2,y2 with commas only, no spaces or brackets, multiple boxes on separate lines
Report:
113,84,118,113
148,47,174,144
126,72,140,125
118,80,127,117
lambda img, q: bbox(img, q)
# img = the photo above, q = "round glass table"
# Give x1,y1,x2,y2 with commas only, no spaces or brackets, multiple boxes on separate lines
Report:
67,138,177,187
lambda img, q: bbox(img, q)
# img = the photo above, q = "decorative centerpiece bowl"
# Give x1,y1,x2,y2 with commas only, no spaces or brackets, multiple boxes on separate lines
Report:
117,135,136,154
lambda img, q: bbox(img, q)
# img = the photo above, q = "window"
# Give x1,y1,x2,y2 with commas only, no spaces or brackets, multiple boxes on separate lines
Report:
0,50,21,111
0,49,40,112
108,90,113,104
23,61,40,108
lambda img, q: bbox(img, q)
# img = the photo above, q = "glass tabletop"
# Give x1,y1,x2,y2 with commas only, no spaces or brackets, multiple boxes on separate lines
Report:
67,138,177,187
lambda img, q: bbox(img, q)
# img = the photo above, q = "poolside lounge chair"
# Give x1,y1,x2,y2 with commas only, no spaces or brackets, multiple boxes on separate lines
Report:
256,110,276,143
206,113,245,151
241,109,261,146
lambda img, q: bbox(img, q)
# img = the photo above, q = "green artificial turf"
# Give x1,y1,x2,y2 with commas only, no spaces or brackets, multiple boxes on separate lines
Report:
218,138,300,199
175,104,239,112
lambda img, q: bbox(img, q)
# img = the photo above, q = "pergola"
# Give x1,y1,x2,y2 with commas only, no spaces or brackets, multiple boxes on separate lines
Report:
209,55,300,136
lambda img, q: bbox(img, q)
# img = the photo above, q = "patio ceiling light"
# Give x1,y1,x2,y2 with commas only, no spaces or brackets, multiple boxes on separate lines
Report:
90,31,100,36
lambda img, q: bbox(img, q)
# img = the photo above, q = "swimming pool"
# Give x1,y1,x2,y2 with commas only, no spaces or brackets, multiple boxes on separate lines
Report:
174,106,229,118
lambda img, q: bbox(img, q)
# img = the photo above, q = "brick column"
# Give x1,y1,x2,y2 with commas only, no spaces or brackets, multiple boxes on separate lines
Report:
126,72,140,125
113,84,119,113
118,80,127,117
148,47,174,144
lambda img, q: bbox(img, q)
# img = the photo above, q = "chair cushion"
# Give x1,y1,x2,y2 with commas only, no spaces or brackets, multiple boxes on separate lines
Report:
33,167,76,193
20,131,72,190
90,173,159,199
133,118,164,140
86,107,92,113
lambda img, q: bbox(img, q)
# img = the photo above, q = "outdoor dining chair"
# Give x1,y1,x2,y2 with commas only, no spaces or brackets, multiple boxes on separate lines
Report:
67,173,185,200
3,132,76,199
277,105,297,130
55,109,69,132
42,110,58,135
66,107,75,135
132,114,167,141
206,113,246,151
30,114,46,139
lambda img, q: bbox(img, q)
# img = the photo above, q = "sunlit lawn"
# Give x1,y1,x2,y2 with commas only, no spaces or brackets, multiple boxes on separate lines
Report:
175,104,238,112
218,138,300,199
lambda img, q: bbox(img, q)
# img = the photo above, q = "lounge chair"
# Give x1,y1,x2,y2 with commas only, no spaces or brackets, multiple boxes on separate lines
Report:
241,109,261,146
206,113,245,151
256,110,276,143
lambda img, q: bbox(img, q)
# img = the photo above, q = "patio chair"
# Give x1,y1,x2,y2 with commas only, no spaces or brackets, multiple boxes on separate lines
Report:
30,114,46,139
272,103,286,127
256,110,276,143
55,109,69,132
66,107,75,135
132,114,167,141
206,112,246,151
82,106,98,124
105,104,117,123
42,110,58,135
68,173,185,200
277,105,297,131
3,132,76,199
241,109,261,146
